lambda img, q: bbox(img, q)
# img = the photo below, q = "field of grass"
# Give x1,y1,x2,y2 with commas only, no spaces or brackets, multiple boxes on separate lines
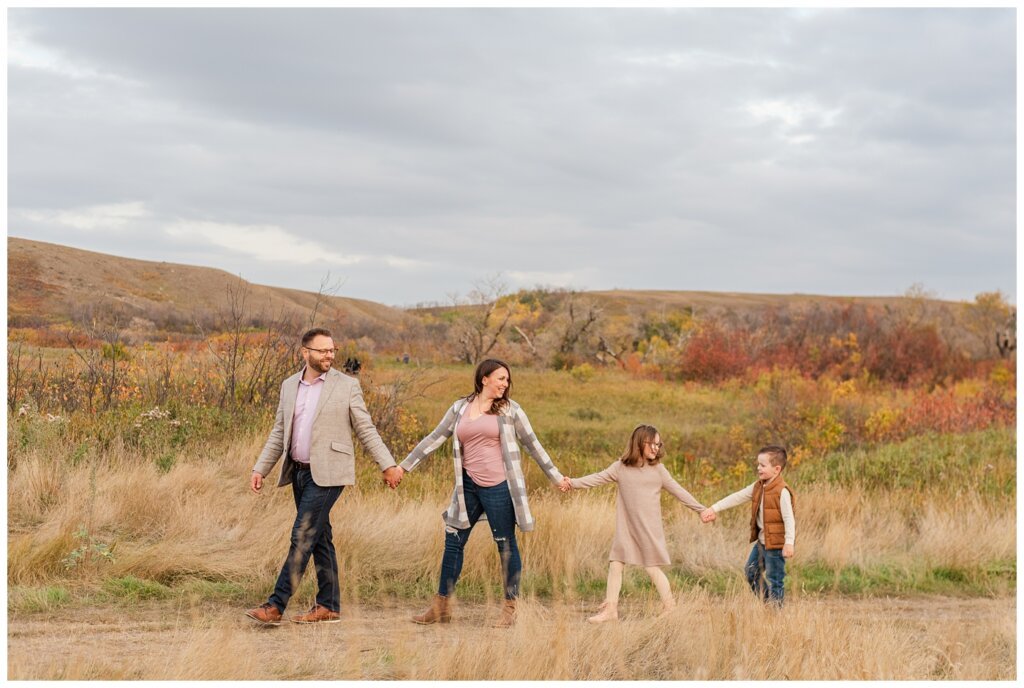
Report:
8,594,1013,680
6,361,1016,679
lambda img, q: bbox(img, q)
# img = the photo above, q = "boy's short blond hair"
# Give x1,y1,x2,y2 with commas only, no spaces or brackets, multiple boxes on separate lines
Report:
758,445,787,469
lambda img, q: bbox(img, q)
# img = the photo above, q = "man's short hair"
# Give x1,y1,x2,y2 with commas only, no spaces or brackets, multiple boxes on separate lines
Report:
301,327,333,347
758,445,787,469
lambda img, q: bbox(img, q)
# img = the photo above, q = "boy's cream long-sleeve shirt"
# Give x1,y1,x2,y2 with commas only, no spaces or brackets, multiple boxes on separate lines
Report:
710,478,795,546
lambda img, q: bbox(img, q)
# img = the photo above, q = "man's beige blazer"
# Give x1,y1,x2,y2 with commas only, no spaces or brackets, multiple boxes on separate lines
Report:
253,367,396,487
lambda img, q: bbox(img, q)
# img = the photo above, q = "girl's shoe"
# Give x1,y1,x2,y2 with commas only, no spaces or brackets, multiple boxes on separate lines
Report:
587,602,618,624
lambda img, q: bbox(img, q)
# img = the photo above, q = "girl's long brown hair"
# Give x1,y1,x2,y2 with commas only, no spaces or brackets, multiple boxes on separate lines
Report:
620,424,664,466
465,358,512,415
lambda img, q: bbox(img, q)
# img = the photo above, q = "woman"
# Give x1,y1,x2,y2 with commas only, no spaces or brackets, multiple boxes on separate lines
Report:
393,358,568,627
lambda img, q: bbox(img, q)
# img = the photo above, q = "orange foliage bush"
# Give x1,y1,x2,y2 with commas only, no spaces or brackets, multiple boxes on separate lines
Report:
676,321,751,382
668,306,981,388
899,385,1015,436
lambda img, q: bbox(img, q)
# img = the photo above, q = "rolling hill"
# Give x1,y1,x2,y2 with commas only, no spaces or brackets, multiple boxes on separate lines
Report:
8,237,413,335
8,236,1004,358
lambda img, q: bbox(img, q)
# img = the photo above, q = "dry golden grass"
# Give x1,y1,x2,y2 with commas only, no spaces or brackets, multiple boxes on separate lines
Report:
7,437,1015,597
7,593,1014,680
7,426,1016,680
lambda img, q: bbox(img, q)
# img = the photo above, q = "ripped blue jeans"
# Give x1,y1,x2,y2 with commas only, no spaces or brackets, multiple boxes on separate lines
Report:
438,472,521,600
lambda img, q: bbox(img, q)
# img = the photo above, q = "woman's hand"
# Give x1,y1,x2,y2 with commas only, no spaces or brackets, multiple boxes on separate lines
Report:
558,476,572,493
383,466,405,489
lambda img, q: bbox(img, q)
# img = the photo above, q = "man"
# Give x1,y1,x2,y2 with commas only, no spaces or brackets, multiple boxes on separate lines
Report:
245,327,403,625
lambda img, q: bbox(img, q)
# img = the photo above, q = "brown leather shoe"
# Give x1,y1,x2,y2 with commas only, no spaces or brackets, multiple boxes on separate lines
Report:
493,599,517,628
245,602,283,626
411,594,452,624
291,604,341,624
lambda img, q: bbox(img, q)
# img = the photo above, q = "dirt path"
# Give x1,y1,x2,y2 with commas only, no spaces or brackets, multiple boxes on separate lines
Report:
7,595,1014,680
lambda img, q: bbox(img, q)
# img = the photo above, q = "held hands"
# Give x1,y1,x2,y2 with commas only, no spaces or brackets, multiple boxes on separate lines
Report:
558,476,573,493
782,544,794,559
250,471,264,494
700,507,717,523
383,466,405,490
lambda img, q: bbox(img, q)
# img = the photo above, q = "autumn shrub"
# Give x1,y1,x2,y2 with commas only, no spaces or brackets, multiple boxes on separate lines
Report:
899,384,1015,436
676,321,751,382
569,363,596,382
9,336,375,414
860,321,971,386
656,304,991,389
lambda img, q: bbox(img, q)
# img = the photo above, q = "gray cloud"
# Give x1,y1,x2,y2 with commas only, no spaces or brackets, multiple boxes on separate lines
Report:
8,8,1015,306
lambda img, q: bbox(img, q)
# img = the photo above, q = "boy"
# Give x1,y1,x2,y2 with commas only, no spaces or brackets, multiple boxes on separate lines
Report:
701,446,794,606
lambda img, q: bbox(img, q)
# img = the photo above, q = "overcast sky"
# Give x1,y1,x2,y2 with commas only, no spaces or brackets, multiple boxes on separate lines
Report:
7,8,1016,306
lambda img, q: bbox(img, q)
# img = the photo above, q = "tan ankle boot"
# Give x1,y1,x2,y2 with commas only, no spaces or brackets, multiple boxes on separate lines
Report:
411,594,452,624
493,599,517,628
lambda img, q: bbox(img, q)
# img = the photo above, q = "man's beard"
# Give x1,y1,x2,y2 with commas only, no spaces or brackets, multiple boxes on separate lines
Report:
309,358,332,374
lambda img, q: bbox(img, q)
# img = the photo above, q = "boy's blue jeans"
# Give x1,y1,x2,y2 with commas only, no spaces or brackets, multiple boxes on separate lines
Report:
744,542,786,605
438,472,521,600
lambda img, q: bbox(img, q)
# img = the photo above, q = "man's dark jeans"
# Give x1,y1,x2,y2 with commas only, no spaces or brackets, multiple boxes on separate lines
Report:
268,466,343,613
438,472,521,600
744,541,786,606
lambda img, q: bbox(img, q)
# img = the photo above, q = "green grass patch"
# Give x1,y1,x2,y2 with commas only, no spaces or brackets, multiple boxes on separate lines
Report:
9,585,72,613
102,575,171,602
352,576,437,602
793,560,1016,596
797,428,1016,496
670,569,742,596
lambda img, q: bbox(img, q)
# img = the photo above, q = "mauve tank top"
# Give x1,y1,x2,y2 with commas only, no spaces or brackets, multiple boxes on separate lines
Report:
457,414,506,487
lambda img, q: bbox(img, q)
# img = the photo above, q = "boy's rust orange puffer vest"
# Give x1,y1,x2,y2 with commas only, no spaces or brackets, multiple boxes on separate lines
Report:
750,475,794,550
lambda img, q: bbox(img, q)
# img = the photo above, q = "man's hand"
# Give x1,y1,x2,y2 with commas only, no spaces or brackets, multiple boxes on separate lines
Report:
782,543,794,559
700,508,717,523
251,471,264,494
383,466,405,489
558,476,572,493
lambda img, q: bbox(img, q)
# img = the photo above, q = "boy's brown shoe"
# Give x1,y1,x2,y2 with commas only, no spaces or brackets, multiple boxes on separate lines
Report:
245,603,283,626
291,604,341,624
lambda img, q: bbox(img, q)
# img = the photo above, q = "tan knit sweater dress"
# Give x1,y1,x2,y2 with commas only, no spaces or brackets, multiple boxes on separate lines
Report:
571,461,705,566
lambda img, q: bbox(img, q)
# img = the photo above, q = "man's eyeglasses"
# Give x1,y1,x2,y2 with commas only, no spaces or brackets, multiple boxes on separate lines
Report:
304,346,339,355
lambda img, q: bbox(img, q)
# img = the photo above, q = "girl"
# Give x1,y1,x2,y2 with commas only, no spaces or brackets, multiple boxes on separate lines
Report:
567,424,704,622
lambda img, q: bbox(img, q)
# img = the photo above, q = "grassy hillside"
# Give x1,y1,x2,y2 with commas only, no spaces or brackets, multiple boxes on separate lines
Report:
10,237,1000,358
7,236,412,331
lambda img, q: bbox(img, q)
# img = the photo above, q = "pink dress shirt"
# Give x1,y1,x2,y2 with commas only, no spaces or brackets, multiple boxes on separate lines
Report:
289,369,327,464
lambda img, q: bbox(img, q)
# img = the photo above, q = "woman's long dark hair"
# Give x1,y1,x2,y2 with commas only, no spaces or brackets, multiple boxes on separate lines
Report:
465,358,512,415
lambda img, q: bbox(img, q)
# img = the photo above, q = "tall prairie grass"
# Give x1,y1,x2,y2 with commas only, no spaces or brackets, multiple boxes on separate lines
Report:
7,426,1015,601
7,358,1016,680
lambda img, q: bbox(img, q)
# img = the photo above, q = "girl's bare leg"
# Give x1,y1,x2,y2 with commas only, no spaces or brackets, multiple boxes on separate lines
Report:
588,561,623,623
645,566,675,613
